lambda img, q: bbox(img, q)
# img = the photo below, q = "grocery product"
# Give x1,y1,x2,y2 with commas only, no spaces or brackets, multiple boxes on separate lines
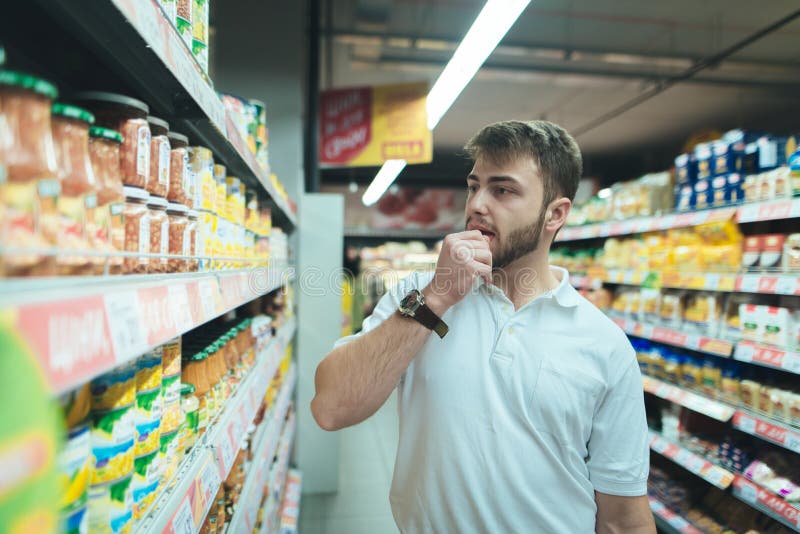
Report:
160,373,183,434
0,70,59,276
158,430,182,484
90,405,135,485
175,0,193,49
167,132,192,206
683,292,722,334
180,383,199,452
190,146,213,212
146,116,170,199
134,387,162,457
73,92,150,190
742,236,761,269
91,362,136,412
146,195,169,273
760,234,785,271
191,0,209,73
135,350,163,392
132,450,161,520
182,350,211,434
161,338,182,377
89,126,125,274
213,164,226,216
167,202,190,272
122,186,150,274
60,383,91,429
784,233,800,271
87,475,133,534
187,209,199,271
59,423,91,520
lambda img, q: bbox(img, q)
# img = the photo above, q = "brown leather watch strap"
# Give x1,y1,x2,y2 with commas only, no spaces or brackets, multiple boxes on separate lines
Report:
414,303,449,338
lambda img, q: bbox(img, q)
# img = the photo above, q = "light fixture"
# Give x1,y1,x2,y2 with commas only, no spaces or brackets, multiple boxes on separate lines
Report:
362,159,407,206
597,188,612,199
361,0,530,206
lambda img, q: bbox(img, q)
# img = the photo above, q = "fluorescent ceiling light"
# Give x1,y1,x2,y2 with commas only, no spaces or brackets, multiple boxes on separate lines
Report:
362,159,407,206
361,0,530,205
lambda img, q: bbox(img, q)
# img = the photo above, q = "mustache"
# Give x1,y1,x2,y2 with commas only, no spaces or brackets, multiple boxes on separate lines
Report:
465,217,497,233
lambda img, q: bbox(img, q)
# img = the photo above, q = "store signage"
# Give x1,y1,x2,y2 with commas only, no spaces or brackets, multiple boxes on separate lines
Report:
319,82,432,167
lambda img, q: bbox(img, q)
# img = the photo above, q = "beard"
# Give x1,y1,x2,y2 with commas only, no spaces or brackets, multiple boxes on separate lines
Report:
466,207,547,270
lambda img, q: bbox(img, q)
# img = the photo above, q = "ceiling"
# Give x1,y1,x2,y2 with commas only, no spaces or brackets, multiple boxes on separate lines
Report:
320,0,800,186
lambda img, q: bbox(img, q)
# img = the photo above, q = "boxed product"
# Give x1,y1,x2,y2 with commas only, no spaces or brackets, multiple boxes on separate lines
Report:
712,138,745,176
727,172,744,204
674,153,695,184
784,234,800,271
709,175,728,207
760,234,785,271
742,236,761,270
660,291,684,328
693,179,711,210
694,142,714,180
640,289,661,323
739,304,795,348
683,293,722,335
675,183,694,212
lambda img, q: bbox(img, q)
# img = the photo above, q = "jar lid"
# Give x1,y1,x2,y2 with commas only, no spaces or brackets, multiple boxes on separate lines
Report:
167,202,188,214
147,195,168,209
187,209,199,219
147,115,169,134
249,98,265,110
71,91,149,115
180,383,196,396
89,126,123,143
123,186,149,201
167,132,189,147
184,350,207,361
52,102,95,125
0,70,58,99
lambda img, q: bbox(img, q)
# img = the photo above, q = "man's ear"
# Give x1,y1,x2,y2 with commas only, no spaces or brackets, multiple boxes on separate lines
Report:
545,197,571,233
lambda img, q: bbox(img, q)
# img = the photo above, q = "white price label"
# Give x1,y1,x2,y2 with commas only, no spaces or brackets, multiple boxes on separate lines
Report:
739,275,760,293
167,284,193,332
172,497,195,534
674,449,692,465
782,353,800,375
649,499,665,513
200,463,221,498
651,438,669,454
784,432,800,455
735,344,755,363
103,292,148,359
704,273,721,289
737,414,758,435
738,483,758,504
198,279,218,319
776,276,797,295
669,516,690,529
705,467,725,487
738,204,759,223
686,455,705,473
219,435,235,474
685,334,701,350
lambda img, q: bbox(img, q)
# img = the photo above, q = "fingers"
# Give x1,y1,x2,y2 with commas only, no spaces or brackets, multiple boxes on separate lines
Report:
470,260,492,284
451,230,487,242
472,249,492,266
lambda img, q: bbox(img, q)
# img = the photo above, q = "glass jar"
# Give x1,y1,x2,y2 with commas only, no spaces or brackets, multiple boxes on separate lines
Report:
146,195,169,273
166,202,189,273
89,126,125,274
186,209,199,272
180,383,199,452
51,103,98,275
210,340,231,401
72,92,150,189
0,70,59,276
167,132,192,206
147,116,170,198
123,186,150,273
189,146,214,212
204,342,222,418
181,350,211,435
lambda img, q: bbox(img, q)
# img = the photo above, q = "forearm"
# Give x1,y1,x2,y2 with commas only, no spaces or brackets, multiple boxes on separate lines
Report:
595,493,655,534
311,311,430,431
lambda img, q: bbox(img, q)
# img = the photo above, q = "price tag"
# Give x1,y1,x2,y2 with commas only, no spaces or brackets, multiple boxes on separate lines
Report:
651,438,669,454
685,334,701,350
784,432,800,455
172,497,195,534
686,455,705,473
674,449,692,465
739,275,760,293
103,292,148,359
737,413,758,435
705,467,726,487
669,516,690,529
782,353,800,374
738,204,758,223
198,279,218,320
218,435,235,475
737,481,758,504
735,343,755,363
200,462,221,499
776,276,797,295
168,284,194,332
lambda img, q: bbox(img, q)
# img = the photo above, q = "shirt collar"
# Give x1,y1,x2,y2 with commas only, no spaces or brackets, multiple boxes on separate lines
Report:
478,265,579,308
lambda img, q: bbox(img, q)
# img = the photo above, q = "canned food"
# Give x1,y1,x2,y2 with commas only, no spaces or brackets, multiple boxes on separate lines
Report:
59,423,91,511
132,451,162,520
161,373,183,434
162,338,182,377
91,362,136,412
62,502,88,534
136,350,163,392
90,405,135,485
158,430,182,485
134,387,163,457
59,383,91,429
88,475,133,534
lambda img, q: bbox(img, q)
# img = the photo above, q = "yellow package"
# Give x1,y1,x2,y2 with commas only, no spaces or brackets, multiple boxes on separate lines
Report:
660,291,684,327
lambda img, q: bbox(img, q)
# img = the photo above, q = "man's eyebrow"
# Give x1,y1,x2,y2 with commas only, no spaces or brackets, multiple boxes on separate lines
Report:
467,174,521,184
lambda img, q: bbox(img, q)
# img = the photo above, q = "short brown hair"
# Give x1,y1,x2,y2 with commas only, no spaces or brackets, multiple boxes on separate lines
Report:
464,120,583,206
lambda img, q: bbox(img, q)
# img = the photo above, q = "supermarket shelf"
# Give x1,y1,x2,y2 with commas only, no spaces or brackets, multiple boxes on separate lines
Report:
137,319,295,534
557,197,800,242
15,0,296,227
648,497,703,534
344,228,449,241
642,376,736,422
648,430,735,489
258,413,297,534
276,470,302,534
734,341,800,375
732,475,800,532
612,317,735,358
732,410,800,455
572,269,800,296
227,366,297,534
2,266,292,395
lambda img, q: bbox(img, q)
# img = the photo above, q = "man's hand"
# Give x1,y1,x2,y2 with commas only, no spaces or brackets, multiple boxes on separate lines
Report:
425,231,491,314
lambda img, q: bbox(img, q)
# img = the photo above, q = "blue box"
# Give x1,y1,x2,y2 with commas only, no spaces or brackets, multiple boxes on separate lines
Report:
710,175,729,207
693,179,712,209
694,142,715,180
712,140,745,176
674,153,695,184
727,172,744,204
675,183,694,212
743,142,760,175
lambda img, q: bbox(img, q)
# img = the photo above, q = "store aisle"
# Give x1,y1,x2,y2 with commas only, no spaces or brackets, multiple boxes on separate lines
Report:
299,392,400,534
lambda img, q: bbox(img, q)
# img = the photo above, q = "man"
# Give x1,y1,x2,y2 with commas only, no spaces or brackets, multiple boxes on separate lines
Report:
312,120,654,534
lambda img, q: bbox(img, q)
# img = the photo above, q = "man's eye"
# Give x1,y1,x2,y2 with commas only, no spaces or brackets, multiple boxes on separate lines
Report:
495,187,509,195
467,185,478,193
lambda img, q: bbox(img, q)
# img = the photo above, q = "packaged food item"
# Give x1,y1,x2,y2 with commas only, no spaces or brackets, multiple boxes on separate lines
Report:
739,378,761,409
92,362,136,412
161,372,183,434
161,339,182,377
760,234,785,271
742,236,761,269
63,503,88,534
51,103,98,275
790,147,800,195
720,363,740,404
659,291,683,328
147,195,169,273
771,388,791,421
167,132,192,206
59,383,91,429
191,0,209,73
739,304,761,343
88,475,133,534
639,289,661,323
158,430,182,484
58,423,91,516
726,172,744,204
225,176,243,224
146,116,170,199
790,393,800,426
136,350,163,392
159,0,176,23
709,174,728,207
182,350,211,434
213,164,226,217
250,99,269,169
761,306,792,347
757,171,774,201
134,386,162,457
701,358,722,397
190,146,214,212
73,92,150,190
663,353,683,385
122,186,150,274
683,293,722,334
198,209,217,271
89,126,125,274
167,202,189,272
187,210,199,272
0,70,59,276
175,0,193,48
681,357,703,389
783,233,800,271
180,383,199,452
132,450,161,520
695,143,714,180
90,405,135,485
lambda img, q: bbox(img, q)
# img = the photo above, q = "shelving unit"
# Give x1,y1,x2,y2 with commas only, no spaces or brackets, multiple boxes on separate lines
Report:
648,430,735,489
275,470,303,534
732,411,800,455
612,318,735,358
258,412,298,534
731,475,800,532
733,341,800,375
648,497,703,534
642,376,736,421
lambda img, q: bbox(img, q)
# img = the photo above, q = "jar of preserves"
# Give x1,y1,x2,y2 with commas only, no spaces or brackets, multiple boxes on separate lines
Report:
186,209,199,272
123,186,150,273
167,132,193,206
146,195,169,273
166,202,189,273
179,383,199,451
181,350,210,435
147,116,170,198
89,127,125,274
0,70,59,276
51,103,98,275
72,92,150,189
190,147,214,212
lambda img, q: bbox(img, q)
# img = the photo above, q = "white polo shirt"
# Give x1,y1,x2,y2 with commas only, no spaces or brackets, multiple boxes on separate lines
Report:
334,267,649,534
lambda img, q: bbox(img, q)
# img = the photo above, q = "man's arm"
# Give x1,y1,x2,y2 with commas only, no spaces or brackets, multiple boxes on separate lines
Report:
311,231,491,431
595,493,655,534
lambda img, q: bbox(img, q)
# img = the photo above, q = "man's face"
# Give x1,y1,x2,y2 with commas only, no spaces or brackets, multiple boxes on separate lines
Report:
464,156,548,270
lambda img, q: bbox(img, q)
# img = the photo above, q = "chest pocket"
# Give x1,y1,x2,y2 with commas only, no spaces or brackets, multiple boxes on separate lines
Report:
530,362,604,448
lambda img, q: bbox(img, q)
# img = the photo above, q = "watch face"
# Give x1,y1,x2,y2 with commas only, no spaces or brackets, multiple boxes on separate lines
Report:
399,289,422,315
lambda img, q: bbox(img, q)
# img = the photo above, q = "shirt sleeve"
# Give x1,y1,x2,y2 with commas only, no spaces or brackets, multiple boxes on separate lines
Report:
587,345,650,497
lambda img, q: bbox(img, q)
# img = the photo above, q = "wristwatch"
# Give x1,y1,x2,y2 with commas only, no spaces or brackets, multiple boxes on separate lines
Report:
398,289,449,338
